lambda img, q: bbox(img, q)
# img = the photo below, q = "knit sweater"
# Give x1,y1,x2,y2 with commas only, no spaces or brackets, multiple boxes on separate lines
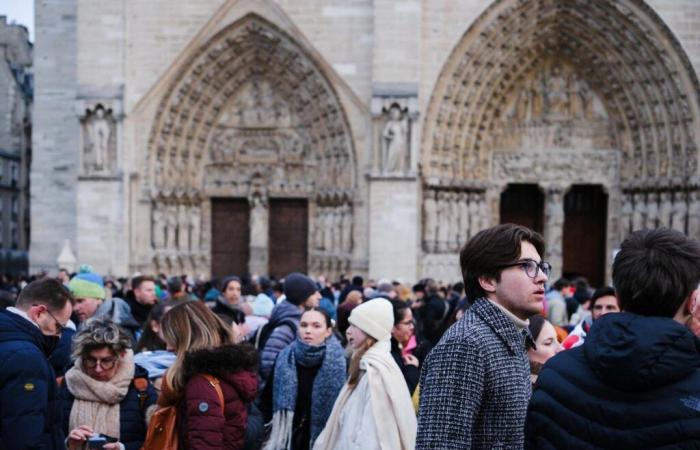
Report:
416,298,532,449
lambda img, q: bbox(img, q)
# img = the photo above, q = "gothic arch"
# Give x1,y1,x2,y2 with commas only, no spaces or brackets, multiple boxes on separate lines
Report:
422,0,700,185
146,13,357,200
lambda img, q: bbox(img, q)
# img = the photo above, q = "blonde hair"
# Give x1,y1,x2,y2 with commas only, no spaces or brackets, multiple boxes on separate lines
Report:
161,300,234,392
347,336,377,389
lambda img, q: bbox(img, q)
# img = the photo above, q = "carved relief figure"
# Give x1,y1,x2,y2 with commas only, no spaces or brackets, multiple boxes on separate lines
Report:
458,193,470,247
448,193,460,252
84,105,114,174
671,192,687,233
687,191,700,239
341,204,353,254
645,192,659,229
152,206,166,250
478,192,491,231
314,208,324,251
468,193,480,239
545,64,568,116
619,193,633,240
189,205,201,252
424,192,438,252
166,205,178,251
632,192,646,232
177,204,189,251
249,194,268,248
382,104,408,173
323,208,334,253
436,192,450,253
330,208,341,254
658,192,673,228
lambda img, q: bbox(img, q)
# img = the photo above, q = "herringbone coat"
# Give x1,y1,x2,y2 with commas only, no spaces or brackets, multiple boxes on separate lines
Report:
416,298,532,450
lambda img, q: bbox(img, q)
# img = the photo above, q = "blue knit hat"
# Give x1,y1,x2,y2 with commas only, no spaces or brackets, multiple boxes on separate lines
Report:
68,272,105,300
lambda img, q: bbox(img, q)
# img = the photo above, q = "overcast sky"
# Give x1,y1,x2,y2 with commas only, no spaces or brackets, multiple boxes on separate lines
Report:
1,0,34,42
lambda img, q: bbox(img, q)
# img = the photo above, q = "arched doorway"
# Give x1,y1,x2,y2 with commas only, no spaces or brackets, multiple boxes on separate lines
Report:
144,14,357,278
500,184,544,235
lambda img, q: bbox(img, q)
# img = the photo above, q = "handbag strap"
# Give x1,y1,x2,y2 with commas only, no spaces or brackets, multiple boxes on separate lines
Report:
201,374,225,413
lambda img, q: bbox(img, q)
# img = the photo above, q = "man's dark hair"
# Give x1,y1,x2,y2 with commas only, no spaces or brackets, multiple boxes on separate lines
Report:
352,276,364,286
390,299,411,326
459,223,545,303
16,277,75,311
167,276,183,294
552,277,571,291
590,286,617,310
131,275,154,290
613,228,700,317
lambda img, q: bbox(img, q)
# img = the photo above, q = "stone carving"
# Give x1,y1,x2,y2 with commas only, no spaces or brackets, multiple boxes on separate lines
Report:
423,189,489,253
492,150,619,185
313,203,353,255
249,194,268,249
166,205,178,251
189,205,201,252
82,104,116,175
340,204,353,254
458,193,470,247
423,192,438,252
543,186,565,279
468,193,480,239
619,193,633,239
632,192,646,232
658,192,673,228
688,191,700,239
152,205,166,250
671,192,687,233
645,192,659,229
436,192,450,253
381,104,408,174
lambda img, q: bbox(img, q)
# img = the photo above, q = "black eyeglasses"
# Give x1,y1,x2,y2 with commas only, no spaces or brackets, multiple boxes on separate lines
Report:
498,259,552,279
83,356,118,370
35,304,68,335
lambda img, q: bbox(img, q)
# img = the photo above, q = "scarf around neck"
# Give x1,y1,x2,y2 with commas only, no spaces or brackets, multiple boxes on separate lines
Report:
66,349,135,440
265,336,346,450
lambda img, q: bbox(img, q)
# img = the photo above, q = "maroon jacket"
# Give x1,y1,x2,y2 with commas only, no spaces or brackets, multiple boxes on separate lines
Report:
179,344,258,450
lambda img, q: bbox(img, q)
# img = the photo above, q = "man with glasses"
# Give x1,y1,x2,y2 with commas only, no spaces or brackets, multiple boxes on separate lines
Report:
417,223,549,449
0,277,75,449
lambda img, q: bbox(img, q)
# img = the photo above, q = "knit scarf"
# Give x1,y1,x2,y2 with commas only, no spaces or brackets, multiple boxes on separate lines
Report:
313,339,417,450
66,349,135,440
265,336,346,450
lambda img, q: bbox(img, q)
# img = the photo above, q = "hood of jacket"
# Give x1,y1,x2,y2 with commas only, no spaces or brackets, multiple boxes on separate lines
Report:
0,309,58,356
583,312,700,391
268,299,302,324
182,344,258,402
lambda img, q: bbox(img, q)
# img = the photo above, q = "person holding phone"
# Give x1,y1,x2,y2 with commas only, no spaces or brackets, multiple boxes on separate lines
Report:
59,319,157,450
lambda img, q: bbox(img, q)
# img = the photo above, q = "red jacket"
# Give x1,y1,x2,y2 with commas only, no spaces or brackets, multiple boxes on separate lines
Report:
179,344,258,450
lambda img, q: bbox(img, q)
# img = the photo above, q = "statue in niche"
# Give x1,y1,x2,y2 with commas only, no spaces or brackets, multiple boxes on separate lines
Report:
166,205,178,251
468,193,480,239
189,205,201,252
381,104,408,174
632,192,646,232
687,191,700,238
249,194,268,248
568,74,585,119
545,64,569,117
436,192,450,253
152,206,166,250
658,192,673,228
424,193,438,252
229,79,291,129
671,192,687,233
448,193,460,252
458,193,470,246
478,192,491,231
341,204,353,254
314,209,324,251
330,208,341,253
177,205,189,251
619,193,633,240
323,209,334,253
84,105,114,174
646,192,659,229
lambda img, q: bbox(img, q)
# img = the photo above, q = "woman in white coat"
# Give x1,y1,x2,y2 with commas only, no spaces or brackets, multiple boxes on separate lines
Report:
312,298,416,450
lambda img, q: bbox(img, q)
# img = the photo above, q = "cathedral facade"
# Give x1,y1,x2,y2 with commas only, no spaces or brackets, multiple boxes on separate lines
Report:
31,0,700,285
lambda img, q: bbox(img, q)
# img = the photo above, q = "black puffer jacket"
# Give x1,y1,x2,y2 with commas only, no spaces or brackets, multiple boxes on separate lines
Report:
526,312,700,449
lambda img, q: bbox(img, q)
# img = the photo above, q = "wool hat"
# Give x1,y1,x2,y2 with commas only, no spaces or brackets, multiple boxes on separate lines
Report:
348,298,394,341
68,272,105,300
283,272,318,306
253,293,275,317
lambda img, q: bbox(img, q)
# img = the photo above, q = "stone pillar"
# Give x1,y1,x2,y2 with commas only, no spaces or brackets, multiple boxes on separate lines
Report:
542,184,566,282
248,194,269,276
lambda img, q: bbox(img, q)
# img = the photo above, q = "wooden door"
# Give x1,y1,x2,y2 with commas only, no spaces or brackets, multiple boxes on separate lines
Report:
500,184,544,235
211,198,250,278
269,199,308,278
563,185,607,287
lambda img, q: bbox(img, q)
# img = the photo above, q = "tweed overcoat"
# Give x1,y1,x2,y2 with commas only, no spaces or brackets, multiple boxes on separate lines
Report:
416,298,532,450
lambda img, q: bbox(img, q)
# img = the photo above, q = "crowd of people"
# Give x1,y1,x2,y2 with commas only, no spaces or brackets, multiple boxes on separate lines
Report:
1,225,699,449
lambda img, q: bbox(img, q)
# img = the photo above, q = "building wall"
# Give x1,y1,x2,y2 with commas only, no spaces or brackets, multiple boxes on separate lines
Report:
31,0,700,281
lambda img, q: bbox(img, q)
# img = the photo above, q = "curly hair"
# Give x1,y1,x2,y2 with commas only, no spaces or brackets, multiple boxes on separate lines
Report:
72,318,132,360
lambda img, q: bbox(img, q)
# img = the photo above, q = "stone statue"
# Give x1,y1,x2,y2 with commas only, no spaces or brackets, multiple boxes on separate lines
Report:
468,193,480,239
189,205,201,252
331,207,341,254
458,193,470,248
658,192,673,228
323,208,334,253
152,206,166,250
545,64,568,116
687,191,700,238
177,204,189,251
341,204,353,254
619,193,633,240
646,192,659,229
448,193,460,252
382,104,408,173
314,208,324,250
478,192,491,231
249,195,268,248
166,205,178,251
632,192,646,232
424,193,438,252
671,192,687,233
85,106,112,173
436,192,450,253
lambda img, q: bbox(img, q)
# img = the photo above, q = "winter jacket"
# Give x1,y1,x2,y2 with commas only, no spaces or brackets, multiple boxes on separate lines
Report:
180,344,259,450
206,297,245,326
526,312,700,449
416,298,532,449
0,309,65,449
420,294,450,346
391,337,419,396
124,291,152,327
58,364,157,450
259,301,301,382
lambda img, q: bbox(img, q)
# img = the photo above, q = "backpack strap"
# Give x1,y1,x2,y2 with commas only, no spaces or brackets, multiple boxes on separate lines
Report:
133,377,149,410
202,374,225,414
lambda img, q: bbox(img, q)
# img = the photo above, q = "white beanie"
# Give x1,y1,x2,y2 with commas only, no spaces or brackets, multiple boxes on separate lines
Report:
348,298,394,342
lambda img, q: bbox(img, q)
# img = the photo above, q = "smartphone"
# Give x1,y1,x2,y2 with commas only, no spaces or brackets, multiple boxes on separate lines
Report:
87,434,118,449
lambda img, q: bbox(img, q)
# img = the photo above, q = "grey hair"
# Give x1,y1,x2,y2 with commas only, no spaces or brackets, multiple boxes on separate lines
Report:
72,318,132,360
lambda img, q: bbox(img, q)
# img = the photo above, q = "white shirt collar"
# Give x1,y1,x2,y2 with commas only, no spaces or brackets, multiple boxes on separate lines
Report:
6,306,40,328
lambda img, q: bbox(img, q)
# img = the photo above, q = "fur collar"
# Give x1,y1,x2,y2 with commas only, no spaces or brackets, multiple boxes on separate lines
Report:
182,343,258,382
